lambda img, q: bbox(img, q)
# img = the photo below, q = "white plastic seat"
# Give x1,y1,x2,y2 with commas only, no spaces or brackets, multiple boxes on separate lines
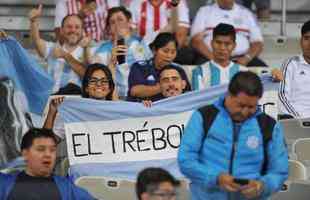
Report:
288,160,307,181
271,180,310,200
75,176,190,200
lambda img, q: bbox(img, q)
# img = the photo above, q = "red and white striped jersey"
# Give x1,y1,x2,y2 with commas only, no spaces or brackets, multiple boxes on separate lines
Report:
191,3,263,56
129,0,190,44
55,0,120,41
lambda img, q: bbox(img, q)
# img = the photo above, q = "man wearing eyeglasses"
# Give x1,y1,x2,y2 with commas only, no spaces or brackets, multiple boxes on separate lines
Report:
136,167,180,200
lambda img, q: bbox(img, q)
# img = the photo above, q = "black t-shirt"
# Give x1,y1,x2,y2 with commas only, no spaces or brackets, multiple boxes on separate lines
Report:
7,171,61,200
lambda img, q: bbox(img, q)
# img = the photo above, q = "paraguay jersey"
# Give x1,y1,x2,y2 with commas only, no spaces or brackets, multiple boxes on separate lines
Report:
93,35,152,97
129,0,190,44
54,0,120,41
191,3,263,56
192,60,247,90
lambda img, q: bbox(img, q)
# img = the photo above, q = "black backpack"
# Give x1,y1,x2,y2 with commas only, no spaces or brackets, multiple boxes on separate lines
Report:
198,104,276,175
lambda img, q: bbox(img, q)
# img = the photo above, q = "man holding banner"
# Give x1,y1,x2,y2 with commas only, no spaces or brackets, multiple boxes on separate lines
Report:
143,64,188,107
178,71,288,200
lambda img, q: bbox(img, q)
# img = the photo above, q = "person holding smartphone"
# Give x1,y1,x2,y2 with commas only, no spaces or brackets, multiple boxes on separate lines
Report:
178,71,288,200
90,6,152,98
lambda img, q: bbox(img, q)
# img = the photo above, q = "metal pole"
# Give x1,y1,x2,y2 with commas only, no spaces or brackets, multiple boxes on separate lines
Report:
281,0,287,36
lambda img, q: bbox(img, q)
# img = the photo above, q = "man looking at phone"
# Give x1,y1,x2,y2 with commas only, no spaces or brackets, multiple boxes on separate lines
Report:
91,6,152,98
178,71,288,200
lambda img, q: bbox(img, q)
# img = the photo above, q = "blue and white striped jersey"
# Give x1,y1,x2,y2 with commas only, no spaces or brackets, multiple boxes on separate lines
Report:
93,35,152,97
191,60,246,90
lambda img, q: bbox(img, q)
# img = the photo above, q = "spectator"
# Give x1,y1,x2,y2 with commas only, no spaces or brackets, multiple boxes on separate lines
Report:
43,63,118,140
178,71,288,200
191,0,266,67
54,0,120,42
192,23,247,90
129,0,190,47
127,32,190,102
142,64,188,107
136,167,180,200
192,23,282,90
0,128,94,200
278,20,310,119
90,6,152,98
236,0,271,20
186,0,207,21
43,63,117,174
129,0,193,64
29,5,88,93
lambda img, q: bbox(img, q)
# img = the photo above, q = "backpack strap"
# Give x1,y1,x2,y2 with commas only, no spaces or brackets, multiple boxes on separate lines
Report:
198,105,276,175
256,113,276,175
198,104,219,140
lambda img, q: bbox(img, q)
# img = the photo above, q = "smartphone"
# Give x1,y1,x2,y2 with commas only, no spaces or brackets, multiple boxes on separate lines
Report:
234,178,249,185
117,38,126,64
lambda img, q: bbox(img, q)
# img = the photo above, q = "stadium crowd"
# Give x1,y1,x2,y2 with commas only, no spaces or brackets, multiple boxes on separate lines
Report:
1,0,310,199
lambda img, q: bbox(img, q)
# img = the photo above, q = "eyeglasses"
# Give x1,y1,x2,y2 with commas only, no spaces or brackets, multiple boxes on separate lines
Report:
88,78,109,86
150,191,177,200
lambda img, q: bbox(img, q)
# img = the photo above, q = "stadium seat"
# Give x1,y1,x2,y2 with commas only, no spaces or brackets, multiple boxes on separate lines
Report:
271,180,310,200
75,176,136,200
280,118,310,154
288,160,307,181
75,176,190,200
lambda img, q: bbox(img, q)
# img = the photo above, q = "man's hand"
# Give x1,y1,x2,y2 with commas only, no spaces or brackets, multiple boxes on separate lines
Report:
192,32,214,60
111,42,127,65
218,174,241,192
142,100,153,108
235,56,251,66
52,45,67,59
48,97,65,115
0,30,8,39
79,34,92,48
271,68,283,81
29,4,43,22
240,180,264,199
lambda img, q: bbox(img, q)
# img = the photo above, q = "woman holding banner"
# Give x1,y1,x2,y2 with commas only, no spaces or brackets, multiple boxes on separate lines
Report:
43,63,118,138
43,63,117,175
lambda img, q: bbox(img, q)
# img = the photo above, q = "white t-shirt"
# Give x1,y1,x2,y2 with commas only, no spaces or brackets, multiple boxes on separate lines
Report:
191,3,263,56
278,55,310,118
44,42,84,93
54,0,120,41
129,0,190,44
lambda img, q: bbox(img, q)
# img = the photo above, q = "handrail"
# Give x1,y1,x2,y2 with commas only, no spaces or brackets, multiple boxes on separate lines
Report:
281,0,287,36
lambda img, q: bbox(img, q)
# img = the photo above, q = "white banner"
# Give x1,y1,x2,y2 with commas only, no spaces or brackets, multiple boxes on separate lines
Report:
65,111,193,165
